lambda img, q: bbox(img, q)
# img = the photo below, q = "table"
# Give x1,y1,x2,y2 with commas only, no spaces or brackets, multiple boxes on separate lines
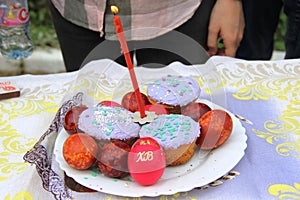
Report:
0,56,299,200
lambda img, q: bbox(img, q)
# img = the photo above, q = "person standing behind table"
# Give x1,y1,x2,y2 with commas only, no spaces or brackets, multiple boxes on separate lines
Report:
236,0,300,60
235,0,283,60
49,0,244,72
283,0,300,59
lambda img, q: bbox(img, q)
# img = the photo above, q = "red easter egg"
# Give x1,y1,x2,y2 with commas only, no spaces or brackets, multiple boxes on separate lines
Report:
121,91,150,112
196,109,233,150
144,104,169,115
63,133,98,170
97,100,123,108
182,102,211,121
63,105,88,135
97,141,131,178
128,137,166,186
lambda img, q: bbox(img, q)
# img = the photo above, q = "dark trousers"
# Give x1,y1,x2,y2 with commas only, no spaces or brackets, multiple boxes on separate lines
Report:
236,0,300,60
284,0,300,59
236,0,283,60
49,0,216,72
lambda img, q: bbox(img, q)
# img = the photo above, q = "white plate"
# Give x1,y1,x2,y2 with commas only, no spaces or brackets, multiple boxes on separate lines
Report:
54,99,247,197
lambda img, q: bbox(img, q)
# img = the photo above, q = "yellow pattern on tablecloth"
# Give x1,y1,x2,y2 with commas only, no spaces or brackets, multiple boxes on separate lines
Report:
4,190,33,200
214,60,300,199
268,182,300,199
216,61,300,158
0,83,69,182
0,115,34,181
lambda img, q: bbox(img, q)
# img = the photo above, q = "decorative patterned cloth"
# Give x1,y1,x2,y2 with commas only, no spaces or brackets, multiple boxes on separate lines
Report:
0,57,299,199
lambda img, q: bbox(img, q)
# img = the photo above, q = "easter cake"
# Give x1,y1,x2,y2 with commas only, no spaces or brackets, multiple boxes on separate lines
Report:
139,114,200,166
146,75,200,114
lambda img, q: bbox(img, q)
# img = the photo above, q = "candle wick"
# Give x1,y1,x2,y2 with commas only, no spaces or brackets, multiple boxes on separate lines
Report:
110,5,119,15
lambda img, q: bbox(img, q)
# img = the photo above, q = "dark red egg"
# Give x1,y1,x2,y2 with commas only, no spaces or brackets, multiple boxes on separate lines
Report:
128,137,166,186
196,109,233,150
63,105,88,135
97,141,131,178
182,102,211,121
121,91,150,112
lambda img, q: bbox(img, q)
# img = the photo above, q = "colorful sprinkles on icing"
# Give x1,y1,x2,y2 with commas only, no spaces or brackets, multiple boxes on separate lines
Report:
147,75,200,106
78,105,140,140
139,114,200,149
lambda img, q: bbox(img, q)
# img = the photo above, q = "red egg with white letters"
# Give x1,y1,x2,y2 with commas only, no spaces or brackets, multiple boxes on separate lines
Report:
128,137,166,186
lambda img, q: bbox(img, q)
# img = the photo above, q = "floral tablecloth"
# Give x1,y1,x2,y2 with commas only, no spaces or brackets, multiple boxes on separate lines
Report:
0,56,299,200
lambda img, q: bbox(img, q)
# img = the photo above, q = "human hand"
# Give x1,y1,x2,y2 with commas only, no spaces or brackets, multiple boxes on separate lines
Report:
207,0,244,57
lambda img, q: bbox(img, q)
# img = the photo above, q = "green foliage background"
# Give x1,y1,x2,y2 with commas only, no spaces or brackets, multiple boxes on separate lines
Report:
274,9,287,51
28,1,286,51
28,1,59,48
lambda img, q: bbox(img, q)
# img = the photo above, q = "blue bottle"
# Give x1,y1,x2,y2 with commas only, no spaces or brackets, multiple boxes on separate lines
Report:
0,0,33,59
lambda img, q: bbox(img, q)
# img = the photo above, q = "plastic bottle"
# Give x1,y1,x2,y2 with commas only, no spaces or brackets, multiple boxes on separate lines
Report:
0,0,33,59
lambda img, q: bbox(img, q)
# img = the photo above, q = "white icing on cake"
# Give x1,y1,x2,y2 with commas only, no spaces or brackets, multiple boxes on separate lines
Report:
78,105,140,140
139,114,200,149
147,75,200,106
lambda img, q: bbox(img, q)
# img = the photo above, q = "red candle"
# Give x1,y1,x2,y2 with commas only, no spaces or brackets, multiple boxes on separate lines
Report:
111,5,146,118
